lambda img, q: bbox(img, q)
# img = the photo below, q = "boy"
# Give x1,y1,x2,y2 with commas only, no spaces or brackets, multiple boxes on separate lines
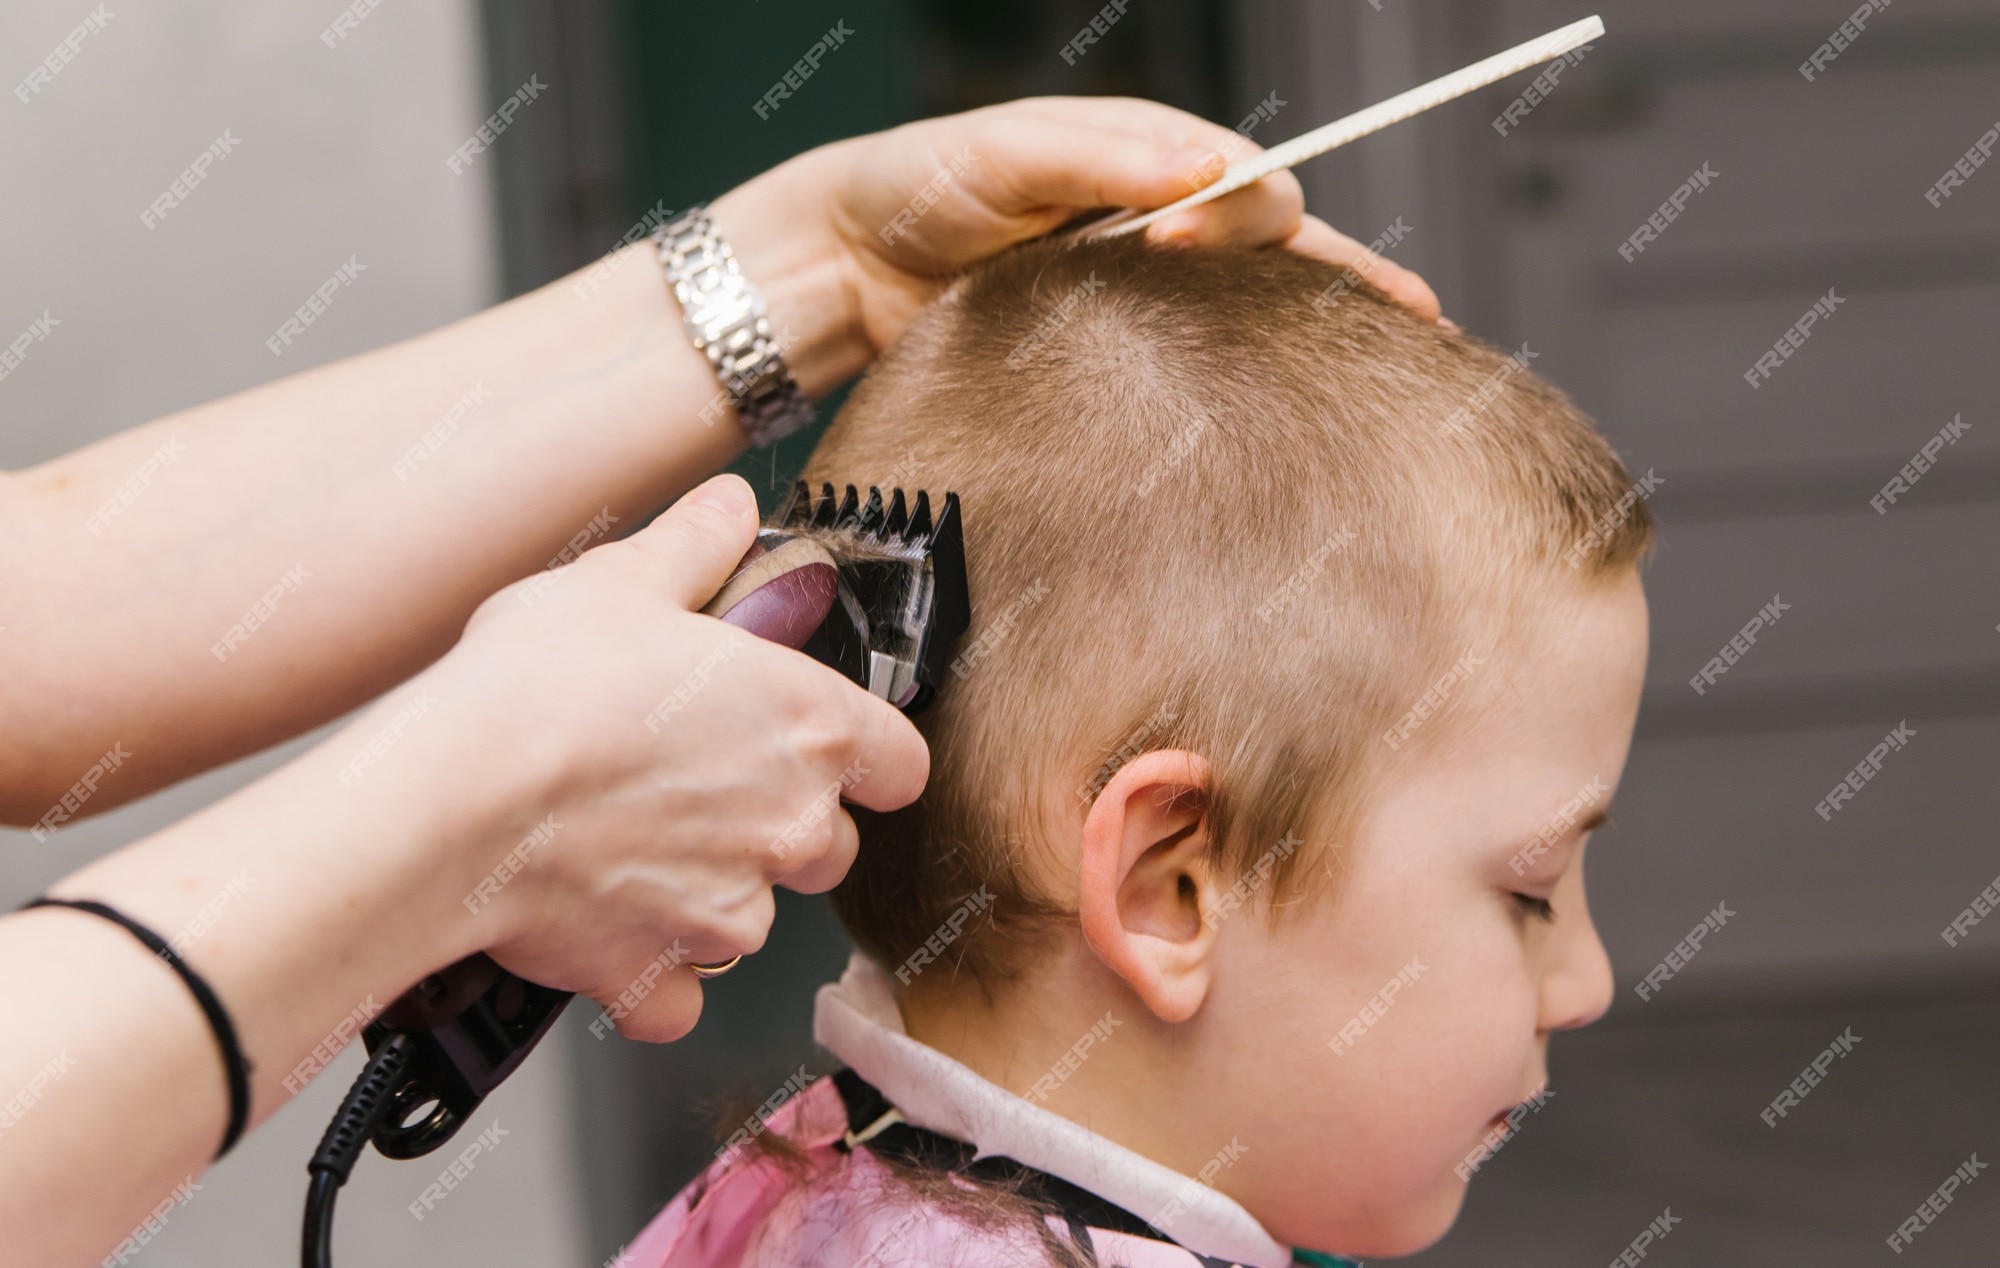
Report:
627,233,1652,1265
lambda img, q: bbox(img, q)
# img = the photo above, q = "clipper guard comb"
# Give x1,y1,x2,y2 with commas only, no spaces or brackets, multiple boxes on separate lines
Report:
773,481,970,713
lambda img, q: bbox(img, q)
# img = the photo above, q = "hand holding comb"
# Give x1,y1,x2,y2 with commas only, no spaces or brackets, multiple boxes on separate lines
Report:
1071,15,1604,241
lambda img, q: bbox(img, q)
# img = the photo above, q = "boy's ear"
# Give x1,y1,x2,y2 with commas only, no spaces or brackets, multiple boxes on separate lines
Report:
1077,750,1220,1024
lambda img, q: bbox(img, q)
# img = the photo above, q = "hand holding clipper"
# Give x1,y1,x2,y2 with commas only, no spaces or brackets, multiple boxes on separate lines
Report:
301,477,967,1266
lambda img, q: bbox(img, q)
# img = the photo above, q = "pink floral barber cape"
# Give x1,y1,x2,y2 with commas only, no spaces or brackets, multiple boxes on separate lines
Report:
616,953,1355,1268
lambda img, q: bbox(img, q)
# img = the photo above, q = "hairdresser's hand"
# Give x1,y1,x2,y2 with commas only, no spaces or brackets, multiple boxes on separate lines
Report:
711,97,1442,394
0,474,918,1261
416,474,928,1041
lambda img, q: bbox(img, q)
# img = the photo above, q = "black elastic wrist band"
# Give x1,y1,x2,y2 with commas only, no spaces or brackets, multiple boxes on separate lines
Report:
20,896,252,1158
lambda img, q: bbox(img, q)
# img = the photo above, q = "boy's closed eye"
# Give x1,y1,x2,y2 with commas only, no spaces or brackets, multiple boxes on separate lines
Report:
1511,893,1557,924
1501,806,1610,926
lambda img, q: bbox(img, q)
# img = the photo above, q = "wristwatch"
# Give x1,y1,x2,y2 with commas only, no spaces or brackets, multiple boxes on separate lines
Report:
652,205,816,448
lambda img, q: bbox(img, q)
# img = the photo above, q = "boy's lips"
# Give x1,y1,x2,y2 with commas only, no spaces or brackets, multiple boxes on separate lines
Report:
1485,1082,1550,1133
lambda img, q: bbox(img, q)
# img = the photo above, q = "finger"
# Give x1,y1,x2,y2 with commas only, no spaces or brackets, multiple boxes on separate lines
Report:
835,688,930,813
990,100,1444,323
608,473,761,610
1010,100,1265,211
1005,96,1257,161
677,871,779,962
583,944,706,1044
960,114,1236,223
489,927,706,1043
777,807,860,895
1143,170,1306,248
1284,215,1443,323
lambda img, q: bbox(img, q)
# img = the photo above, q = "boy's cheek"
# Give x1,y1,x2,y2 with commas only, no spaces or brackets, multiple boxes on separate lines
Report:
1246,845,1542,1177
1224,905,1539,1255
1309,960,1533,1125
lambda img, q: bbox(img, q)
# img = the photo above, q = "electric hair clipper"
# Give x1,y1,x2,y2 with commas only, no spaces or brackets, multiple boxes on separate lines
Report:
302,485,967,1266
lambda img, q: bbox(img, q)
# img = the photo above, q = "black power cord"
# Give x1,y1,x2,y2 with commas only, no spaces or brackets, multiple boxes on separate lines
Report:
302,1032,415,1268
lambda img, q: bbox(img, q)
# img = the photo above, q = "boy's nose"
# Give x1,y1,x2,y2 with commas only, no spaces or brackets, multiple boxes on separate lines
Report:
1540,911,1614,1034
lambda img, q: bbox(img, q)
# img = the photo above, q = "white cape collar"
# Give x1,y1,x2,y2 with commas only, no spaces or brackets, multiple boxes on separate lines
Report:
813,951,1292,1268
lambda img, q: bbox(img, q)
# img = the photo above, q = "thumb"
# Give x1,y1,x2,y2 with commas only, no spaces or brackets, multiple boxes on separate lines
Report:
619,474,761,611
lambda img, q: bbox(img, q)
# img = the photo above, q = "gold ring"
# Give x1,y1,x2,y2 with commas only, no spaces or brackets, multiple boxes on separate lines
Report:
691,955,742,979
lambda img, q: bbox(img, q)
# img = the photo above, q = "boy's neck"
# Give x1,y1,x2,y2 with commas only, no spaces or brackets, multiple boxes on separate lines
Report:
898,940,1208,1181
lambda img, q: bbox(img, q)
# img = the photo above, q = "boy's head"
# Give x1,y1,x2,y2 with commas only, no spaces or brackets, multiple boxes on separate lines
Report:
802,235,1650,1255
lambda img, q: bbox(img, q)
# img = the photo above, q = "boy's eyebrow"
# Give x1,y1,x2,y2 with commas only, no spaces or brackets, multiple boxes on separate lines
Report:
1503,806,1611,871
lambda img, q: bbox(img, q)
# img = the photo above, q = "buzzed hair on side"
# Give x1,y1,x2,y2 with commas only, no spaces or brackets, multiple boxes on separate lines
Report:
803,234,1651,988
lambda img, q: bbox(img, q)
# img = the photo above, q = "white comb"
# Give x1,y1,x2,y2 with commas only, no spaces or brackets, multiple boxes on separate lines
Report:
1079,14,1604,240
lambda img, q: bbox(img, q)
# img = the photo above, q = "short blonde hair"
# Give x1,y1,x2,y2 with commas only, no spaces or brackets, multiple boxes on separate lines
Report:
804,235,1651,986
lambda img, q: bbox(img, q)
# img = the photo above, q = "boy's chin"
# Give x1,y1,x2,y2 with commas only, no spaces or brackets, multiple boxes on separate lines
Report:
1267,1175,1467,1260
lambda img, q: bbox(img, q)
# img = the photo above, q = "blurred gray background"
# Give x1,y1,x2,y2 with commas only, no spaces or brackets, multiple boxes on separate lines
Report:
5,0,1998,1263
